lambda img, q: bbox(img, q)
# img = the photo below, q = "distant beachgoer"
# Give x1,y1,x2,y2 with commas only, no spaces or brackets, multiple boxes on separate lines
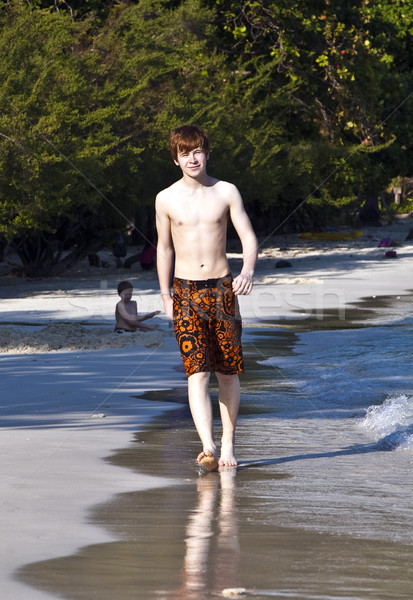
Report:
155,124,258,471
140,242,156,270
113,233,128,267
115,280,160,332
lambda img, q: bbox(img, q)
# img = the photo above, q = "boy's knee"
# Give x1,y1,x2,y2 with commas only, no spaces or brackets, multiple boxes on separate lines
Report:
217,372,239,386
188,371,210,385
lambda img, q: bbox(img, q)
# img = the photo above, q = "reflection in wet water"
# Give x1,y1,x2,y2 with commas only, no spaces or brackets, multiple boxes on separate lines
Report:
174,470,240,599
19,459,413,600
18,469,243,599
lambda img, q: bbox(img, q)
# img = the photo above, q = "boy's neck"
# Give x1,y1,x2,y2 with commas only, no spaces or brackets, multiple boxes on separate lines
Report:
181,172,215,188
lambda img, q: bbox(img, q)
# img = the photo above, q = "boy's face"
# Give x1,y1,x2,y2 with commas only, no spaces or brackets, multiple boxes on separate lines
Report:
174,146,208,177
119,288,133,302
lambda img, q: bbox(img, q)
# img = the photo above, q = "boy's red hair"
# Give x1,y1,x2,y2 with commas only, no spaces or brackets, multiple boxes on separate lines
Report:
169,124,210,162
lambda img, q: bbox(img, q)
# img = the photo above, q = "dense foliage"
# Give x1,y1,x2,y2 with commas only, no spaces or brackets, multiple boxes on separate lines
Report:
0,0,411,275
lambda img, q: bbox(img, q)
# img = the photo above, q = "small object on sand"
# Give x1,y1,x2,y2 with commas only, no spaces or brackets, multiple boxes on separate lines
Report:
222,589,247,598
378,237,393,248
275,259,292,269
197,454,219,471
384,250,397,259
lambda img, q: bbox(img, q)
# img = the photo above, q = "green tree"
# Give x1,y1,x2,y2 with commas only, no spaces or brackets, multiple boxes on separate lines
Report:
1,0,411,277
0,0,225,275
0,2,137,275
204,0,413,230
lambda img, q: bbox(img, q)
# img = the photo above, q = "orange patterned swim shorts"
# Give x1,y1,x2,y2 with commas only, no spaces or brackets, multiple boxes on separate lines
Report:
173,274,244,378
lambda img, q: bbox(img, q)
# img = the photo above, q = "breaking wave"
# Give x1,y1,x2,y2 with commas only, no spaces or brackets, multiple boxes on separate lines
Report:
360,394,413,450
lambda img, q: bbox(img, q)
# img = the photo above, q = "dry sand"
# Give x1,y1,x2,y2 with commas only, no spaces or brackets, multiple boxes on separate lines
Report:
0,322,163,354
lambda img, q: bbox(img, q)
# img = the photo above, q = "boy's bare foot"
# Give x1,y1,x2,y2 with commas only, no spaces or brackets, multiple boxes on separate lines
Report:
197,449,219,472
218,443,237,468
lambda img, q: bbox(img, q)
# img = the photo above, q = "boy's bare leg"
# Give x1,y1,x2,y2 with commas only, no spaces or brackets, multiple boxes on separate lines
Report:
216,373,240,468
187,372,219,471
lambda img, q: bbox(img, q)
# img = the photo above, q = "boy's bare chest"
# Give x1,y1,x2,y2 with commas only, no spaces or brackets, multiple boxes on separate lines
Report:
170,197,228,228
125,301,136,315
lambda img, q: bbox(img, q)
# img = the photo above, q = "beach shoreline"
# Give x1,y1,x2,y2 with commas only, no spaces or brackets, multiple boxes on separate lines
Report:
1,217,413,599
18,324,413,599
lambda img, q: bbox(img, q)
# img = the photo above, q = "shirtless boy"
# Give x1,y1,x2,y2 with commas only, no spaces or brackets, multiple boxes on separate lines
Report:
115,280,160,332
155,125,258,471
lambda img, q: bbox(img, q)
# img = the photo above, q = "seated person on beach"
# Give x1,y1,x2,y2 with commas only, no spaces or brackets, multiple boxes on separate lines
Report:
115,280,160,332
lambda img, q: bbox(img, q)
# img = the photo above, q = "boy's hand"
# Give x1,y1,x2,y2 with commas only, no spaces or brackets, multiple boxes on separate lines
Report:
232,272,253,295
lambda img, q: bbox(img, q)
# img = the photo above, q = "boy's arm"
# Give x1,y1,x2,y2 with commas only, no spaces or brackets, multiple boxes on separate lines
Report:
228,185,258,295
117,301,160,324
155,192,174,319
136,311,161,323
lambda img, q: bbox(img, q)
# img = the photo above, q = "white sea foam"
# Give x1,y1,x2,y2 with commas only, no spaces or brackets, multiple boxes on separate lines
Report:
360,394,413,450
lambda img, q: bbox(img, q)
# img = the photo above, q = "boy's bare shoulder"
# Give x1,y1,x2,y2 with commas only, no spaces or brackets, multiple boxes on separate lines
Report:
215,179,239,194
156,182,183,218
156,180,183,201
214,180,242,204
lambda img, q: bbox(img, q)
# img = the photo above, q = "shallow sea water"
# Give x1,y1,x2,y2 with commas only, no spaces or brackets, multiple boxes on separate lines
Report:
20,296,413,600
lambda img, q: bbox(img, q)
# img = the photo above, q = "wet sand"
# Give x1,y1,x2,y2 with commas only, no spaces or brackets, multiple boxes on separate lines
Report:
18,297,413,600
19,476,413,600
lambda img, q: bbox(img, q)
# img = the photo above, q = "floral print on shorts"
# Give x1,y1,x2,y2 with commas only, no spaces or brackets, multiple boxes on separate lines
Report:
172,274,244,378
